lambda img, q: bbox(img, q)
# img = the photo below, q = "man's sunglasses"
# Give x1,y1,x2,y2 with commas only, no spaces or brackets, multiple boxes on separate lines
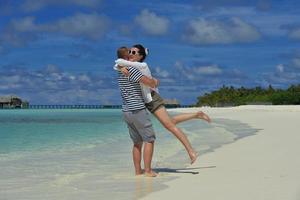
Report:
128,50,139,55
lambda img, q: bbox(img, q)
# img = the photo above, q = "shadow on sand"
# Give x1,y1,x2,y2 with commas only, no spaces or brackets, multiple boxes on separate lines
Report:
154,166,216,175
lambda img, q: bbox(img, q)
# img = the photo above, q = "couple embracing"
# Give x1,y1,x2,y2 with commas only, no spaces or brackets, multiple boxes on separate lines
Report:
115,44,211,177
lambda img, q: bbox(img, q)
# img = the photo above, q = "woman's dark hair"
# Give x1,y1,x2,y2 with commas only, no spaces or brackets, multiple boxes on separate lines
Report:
133,44,147,62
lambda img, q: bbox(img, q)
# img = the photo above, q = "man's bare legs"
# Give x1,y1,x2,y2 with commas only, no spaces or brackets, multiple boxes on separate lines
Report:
133,142,157,177
133,143,143,175
171,111,211,124
143,141,157,177
154,107,198,164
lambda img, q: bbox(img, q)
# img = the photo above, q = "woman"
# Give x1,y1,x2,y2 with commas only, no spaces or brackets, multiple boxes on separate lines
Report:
123,44,211,164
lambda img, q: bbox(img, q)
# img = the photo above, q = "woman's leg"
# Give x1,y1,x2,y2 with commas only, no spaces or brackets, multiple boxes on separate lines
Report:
153,107,198,164
171,111,211,124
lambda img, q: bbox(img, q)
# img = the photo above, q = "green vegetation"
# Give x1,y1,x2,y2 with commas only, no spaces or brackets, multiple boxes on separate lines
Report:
196,84,300,107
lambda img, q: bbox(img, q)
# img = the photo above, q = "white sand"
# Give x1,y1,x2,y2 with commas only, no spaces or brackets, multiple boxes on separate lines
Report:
142,105,300,200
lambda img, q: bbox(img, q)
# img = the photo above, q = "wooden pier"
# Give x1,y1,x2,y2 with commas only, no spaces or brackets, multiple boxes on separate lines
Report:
28,105,122,109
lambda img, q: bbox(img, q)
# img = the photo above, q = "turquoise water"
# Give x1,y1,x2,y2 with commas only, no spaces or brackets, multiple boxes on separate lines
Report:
0,109,258,200
0,109,126,154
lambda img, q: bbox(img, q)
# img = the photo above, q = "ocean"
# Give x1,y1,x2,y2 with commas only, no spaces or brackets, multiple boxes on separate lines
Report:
0,109,257,200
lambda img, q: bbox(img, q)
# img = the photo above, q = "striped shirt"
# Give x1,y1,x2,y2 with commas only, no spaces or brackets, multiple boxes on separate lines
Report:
117,67,145,112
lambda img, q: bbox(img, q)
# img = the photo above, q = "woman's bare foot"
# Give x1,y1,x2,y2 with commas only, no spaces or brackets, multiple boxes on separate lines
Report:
196,111,211,123
144,170,158,177
189,151,198,165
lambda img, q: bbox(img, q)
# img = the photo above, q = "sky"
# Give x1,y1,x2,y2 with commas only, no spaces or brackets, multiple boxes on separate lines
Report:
0,0,300,105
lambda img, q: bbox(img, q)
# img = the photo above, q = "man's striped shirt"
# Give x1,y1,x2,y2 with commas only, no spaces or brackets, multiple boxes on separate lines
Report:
117,67,145,112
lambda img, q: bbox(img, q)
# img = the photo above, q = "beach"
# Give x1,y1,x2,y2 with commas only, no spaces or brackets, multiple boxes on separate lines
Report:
1,106,300,199
1,108,246,200
142,105,300,200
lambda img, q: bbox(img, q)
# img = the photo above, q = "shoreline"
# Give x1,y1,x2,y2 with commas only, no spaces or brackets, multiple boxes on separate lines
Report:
142,105,300,200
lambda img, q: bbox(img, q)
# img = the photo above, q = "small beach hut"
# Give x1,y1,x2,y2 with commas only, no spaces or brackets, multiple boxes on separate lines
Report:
164,98,181,108
0,95,23,108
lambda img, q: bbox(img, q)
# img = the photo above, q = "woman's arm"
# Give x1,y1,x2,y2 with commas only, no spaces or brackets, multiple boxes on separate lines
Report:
115,59,147,69
113,64,130,76
140,76,159,88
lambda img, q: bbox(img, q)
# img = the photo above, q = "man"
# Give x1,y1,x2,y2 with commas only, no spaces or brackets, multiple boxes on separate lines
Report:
116,46,159,177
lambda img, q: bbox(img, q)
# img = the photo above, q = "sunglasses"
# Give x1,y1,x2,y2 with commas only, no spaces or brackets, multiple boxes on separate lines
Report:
128,50,139,55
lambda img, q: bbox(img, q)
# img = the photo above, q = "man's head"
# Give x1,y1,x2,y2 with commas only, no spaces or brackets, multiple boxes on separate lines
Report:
117,46,129,60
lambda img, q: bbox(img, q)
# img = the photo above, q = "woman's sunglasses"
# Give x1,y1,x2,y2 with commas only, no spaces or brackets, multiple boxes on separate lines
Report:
128,50,139,55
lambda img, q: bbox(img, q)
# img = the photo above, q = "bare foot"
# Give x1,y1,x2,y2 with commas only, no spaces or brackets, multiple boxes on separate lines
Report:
144,171,158,177
135,169,144,176
189,151,198,165
196,111,211,123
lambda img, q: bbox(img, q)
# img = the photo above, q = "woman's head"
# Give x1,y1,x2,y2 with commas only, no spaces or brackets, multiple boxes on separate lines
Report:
129,44,148,62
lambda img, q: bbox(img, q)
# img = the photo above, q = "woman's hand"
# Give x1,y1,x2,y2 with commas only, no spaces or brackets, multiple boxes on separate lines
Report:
119,66,130,76
153,78,159,88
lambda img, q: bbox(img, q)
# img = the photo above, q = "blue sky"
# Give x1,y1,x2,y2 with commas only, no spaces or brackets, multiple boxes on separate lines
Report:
0,0,300,105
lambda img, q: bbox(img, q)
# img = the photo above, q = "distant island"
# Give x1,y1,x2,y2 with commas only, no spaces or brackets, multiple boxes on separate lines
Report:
196,84,300,107
2,84,299,109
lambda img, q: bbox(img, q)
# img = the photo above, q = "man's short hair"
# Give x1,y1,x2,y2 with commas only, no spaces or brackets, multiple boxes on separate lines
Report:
117,46,128,58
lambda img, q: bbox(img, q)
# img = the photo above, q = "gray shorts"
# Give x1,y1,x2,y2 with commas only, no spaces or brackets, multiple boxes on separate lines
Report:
123,109,156,144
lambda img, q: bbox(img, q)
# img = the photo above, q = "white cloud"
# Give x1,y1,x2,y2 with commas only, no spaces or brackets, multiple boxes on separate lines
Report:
276,64,284,73
135,9,169,35
1,13,110,45
182,17,261,45
202,5,300,37
194,65,223,75
10,17,40,32
288,28,300,40
54,13,110,40
184,65,223,80
45,64,60,73
167,61,251,88
119,24,133,36
78,74,91,82
193,0,271,11
21,0,101,12
263,61,300,86
151,67,176,84
0,65,116,104
265,71,300,85
153,67,170,78
292,58,300,68
174,61,224,82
